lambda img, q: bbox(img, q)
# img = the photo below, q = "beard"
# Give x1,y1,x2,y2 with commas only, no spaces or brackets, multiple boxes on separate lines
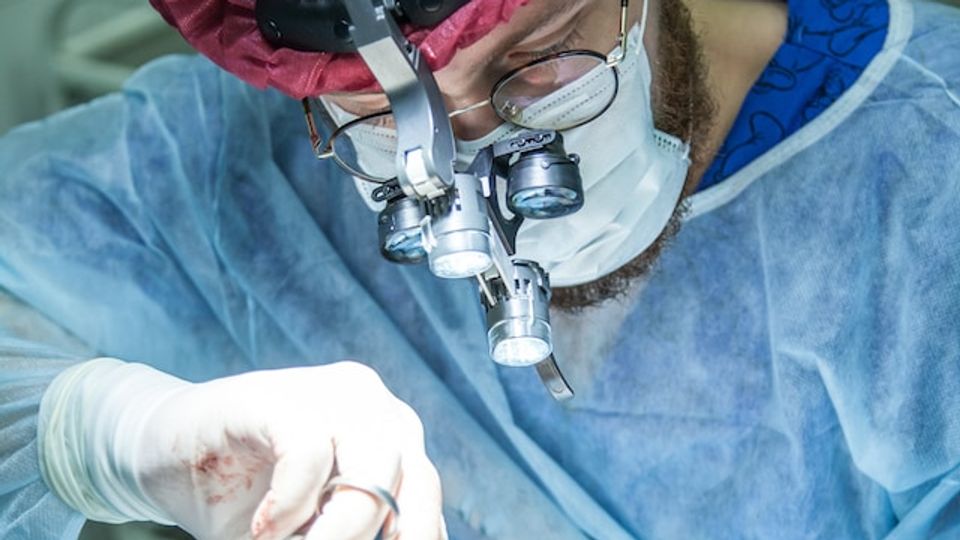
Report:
551,0,716,311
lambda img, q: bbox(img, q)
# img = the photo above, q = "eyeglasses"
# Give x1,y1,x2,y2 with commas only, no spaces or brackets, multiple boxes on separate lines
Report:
302,0,632,183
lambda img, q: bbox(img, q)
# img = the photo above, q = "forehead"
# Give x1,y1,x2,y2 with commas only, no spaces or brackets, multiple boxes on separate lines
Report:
435,0,599,79
484,0,592,48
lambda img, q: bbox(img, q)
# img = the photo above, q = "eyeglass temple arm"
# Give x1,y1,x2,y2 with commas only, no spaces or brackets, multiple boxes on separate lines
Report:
342,1,456,200
607,0,631,66
302,99,335,159
448,99,491,119
302,95,489,162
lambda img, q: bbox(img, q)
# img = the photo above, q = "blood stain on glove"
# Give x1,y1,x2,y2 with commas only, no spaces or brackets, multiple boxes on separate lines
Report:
190,449,272,505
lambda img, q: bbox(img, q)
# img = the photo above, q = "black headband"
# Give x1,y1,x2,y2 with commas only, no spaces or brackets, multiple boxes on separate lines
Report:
256,0,472,53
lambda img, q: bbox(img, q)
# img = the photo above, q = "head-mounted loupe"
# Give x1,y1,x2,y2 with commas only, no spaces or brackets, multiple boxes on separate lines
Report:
259,0,577,401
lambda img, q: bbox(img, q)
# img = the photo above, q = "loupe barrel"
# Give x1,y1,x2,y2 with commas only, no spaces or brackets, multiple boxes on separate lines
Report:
506,135,583,219
424,173,493,279
484,260,553,366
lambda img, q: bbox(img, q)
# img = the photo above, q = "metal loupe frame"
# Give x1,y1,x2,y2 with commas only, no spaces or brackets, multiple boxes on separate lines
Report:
466,131,576,401
342,1,456,200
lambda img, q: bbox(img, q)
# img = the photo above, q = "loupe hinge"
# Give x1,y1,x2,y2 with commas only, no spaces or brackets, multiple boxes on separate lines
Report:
536,354,575,401
372,180,405,204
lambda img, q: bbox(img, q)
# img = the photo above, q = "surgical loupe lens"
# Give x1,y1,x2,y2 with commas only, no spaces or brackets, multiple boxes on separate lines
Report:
378,197,427,264
331,111,398,182
505,134,584,219
491,51,617,131
509,186,581,218
383,230,425,262
430,250,492,278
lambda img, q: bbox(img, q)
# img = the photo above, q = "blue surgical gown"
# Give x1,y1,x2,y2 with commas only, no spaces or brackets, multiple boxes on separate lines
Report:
1,0,959,538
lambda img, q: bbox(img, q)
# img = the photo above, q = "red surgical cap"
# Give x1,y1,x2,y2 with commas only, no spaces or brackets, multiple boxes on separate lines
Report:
149,0,528,99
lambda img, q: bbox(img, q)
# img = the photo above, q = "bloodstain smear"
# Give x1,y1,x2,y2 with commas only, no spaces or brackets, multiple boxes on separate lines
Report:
195,452,220,475
192,450,264,507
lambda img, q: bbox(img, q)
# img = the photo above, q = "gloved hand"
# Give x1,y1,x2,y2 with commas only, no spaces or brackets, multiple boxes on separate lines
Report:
38,358,446,540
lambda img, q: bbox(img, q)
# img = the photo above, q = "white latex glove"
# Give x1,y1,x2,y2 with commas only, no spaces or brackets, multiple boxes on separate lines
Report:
38,358,446,540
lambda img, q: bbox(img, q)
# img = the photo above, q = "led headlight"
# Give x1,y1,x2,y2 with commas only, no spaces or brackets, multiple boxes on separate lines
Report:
482,260,553,366
430,250,493,278
378,196,427,264
423,173,493,279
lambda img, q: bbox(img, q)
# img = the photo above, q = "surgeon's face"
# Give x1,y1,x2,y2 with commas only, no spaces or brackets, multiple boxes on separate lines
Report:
333,0,714,310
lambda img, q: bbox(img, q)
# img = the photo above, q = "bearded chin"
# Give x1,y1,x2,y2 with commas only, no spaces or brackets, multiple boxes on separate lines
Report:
551,0,716,312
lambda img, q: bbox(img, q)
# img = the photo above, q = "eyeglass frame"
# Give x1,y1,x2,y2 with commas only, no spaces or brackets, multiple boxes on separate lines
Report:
302,0,633,183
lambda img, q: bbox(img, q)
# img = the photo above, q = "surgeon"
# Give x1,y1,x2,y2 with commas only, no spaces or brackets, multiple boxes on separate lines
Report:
1,0,959,538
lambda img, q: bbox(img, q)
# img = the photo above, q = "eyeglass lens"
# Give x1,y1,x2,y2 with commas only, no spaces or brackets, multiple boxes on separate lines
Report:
329,52,618,181
491,52,617,130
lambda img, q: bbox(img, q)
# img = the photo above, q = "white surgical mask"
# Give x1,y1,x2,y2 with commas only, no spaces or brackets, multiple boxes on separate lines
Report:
514,18,691,287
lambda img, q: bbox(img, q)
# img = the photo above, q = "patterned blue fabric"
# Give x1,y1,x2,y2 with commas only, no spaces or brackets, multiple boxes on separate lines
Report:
700,0,890,190
1,1,959,539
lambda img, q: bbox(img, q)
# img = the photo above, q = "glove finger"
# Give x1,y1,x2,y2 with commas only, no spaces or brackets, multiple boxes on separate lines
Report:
393,453,443,540
251,427,335,540
304,436,402,540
